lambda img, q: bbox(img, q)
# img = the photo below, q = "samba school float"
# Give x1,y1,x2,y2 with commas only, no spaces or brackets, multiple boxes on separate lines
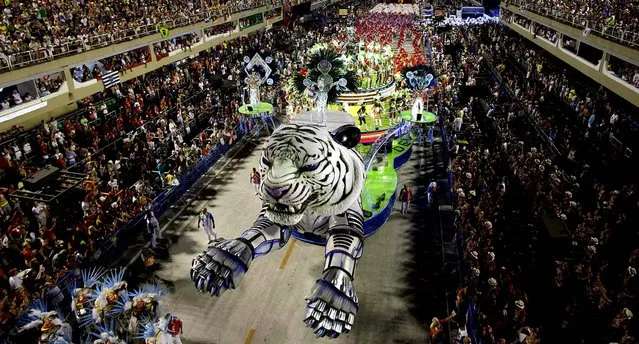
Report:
237,50,281,135
309,41,397,105
190,48,413,338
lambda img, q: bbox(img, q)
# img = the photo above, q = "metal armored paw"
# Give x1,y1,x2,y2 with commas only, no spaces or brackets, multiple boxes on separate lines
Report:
190,238,253,297
304,268,358,338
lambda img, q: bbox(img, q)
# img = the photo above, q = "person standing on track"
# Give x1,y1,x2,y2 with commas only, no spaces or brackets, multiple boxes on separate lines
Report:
372,101,383,129
197,208,216,243
145,209,162,248
427,125,434,147
427,181,437,207
250,167,261,195
342,101,350,115
399,185,408,214
389,98,398,125
357,102,369,131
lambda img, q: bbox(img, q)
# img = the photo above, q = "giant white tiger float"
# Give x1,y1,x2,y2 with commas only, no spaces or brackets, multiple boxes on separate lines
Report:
190,49,414,338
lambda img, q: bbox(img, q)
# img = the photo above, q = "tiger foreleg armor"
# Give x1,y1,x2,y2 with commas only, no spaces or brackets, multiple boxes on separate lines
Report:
304,201,364,338
190,206,290,296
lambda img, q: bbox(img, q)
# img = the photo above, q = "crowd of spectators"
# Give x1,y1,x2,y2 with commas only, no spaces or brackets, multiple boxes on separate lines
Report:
204,22,238,39
500,10,513,23
265,7,283,21
608,56,639,88
501,62,638,340
35,74,64,96
154,34,201,60
437,23,637,344
501,7,638,90
425,23,539,344
239,13,264,30
560,35,578,54
71,47,150,84
0,74,63,112
493,28,637,157
512,14,532,29
204,0,281,14
0,0,282,68
70,25,248,84
421,0,471,15
100,47,151,75
507,0,639,39
71,64,97,83
533,24,558,43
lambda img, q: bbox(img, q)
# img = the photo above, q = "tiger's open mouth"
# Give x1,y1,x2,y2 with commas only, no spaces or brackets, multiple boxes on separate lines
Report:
266,194,316,215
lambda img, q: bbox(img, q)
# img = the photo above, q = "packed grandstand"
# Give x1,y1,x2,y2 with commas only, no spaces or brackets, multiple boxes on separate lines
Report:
0,0,637,343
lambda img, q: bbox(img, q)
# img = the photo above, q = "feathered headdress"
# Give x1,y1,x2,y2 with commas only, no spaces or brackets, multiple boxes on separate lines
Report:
70,267,106,298
84,319,127,344
19,299,71,343
78,269,127,327
293,48,357,103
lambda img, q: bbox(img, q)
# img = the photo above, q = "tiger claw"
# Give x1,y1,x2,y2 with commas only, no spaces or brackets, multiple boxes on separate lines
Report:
190,239,252,296
304,268,359,338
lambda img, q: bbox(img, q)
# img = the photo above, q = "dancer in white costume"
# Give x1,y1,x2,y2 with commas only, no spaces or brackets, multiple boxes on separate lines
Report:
412,95,424,121
247,73,261,107
302,60,348,126
342,101,350,114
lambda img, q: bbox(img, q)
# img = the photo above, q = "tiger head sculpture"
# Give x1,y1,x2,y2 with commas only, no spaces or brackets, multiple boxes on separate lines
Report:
259,124,364,226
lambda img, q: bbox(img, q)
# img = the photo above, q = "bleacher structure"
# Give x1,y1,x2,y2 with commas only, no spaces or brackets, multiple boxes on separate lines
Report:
0,0,344,134
500,0,639,108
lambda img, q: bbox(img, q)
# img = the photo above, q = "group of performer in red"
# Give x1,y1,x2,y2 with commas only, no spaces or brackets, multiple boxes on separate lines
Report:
354,12,426,75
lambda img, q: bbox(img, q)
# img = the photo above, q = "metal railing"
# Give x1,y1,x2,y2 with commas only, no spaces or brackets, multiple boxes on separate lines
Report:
0,0,284,73
506,0,639,48
4,40,84,71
